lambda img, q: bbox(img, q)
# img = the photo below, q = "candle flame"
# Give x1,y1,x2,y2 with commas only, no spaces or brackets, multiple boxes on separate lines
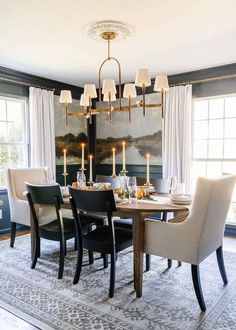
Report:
63,148,67,153
146,153,150,158
81,143,85,147
89,154,93,159
112,148,116,152
122,141,126,146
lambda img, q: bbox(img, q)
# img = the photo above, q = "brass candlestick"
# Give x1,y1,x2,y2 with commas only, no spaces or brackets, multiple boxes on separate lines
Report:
62,172,68,187
143,181,153,193
120,169,128,176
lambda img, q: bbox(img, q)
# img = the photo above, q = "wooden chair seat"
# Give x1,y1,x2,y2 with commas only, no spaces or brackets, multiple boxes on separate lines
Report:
83,226,132,254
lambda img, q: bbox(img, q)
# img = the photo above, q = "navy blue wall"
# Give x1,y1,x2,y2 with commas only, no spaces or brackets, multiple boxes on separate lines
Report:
1,63,236,235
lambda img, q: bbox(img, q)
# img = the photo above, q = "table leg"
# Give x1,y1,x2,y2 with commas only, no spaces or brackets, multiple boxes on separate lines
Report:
132,211,145,298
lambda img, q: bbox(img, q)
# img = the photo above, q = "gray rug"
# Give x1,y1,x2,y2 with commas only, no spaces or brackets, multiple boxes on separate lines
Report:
0,236,236,330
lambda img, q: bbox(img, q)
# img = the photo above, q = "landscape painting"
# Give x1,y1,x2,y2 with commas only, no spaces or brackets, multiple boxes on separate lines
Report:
54,95,87,165
96,93,163,165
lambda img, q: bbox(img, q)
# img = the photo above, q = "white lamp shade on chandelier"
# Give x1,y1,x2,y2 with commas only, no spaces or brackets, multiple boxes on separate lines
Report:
59,90,72,103
103,93,116,102
135,68,151,87
154,75,169,91
59,21,171,125
80,94,90,106
84,84,97,98
123,83,137,98
102,79,117,95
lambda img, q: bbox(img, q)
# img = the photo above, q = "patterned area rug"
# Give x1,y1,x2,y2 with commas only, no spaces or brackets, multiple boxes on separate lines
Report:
0,236,236,330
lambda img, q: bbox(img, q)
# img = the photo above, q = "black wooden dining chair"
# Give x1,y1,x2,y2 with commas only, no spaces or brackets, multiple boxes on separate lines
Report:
96,174,155,271
69,186,133,298
26,182,93,279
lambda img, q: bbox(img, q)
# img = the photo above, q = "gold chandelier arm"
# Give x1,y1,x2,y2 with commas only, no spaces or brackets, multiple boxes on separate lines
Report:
98,56,122,111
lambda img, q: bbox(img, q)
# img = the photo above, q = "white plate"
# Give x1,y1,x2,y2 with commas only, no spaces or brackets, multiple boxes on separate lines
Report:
170,200,192,205
170,194,192,202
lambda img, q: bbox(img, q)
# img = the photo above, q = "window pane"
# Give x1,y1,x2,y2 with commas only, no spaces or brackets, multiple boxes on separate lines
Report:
194,100,208,120
7,101,23,123
0,145,26,187
209,98,224,118
227,203,236,223
192,161,206,177
193,140,208,158
0,145,8,173
208,119,223,139
206,161,222,177
225,118,236,138
208,139,223,159
225,97,236,118
0,97,28,188
224,139,236,159
0,99,6,120
223,161,236,175
7,123,23,142
8,145,25,167
194,120,208,139
0,122,7,142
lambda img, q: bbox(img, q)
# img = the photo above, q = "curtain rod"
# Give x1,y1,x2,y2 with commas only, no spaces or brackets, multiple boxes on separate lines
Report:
0,76,55,91
169,73,236,87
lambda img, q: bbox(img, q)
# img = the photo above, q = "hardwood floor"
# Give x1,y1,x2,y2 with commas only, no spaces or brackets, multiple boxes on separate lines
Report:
0,229,30,241
0,231,235,329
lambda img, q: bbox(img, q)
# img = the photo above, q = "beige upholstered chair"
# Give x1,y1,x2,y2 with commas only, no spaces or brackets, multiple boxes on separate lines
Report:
144,175,236,311
6,167,49,247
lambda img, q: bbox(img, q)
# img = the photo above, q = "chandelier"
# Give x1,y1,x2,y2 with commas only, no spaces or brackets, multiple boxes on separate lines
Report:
60,21,169,125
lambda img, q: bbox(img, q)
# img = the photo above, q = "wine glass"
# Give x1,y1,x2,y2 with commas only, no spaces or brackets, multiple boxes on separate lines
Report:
127,176,137,203
167,176,177,194
77,171,86,188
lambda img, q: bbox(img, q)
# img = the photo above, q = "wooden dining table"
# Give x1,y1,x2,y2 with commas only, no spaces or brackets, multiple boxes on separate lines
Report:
57,193,190,298
115,197,189,298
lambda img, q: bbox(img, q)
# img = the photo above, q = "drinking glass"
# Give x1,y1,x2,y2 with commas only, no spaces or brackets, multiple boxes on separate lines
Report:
77,171,86,188
127,176,137,203
167,176,177,194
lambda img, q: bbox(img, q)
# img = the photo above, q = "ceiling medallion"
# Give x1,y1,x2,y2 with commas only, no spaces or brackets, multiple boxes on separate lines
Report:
86,21,133,42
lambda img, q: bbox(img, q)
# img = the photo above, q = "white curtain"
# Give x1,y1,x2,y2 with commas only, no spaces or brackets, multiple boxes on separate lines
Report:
163,85,192,193
29,87,55,181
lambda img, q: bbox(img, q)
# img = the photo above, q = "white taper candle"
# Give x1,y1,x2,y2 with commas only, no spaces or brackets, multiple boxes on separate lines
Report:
146,153,150,184
81,143,85,170
63,149,67,174
89,155,93,182
112,148,116,176
122,141,126,171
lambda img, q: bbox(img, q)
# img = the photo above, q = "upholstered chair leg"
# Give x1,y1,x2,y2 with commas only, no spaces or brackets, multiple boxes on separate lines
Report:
103,254,109,268
31,235,39,269
58,240,65,279
178,261,182,267
109,252,116,298
167,259,172,268
191,264,206,311
216,246,228,284
146,254,151,272
73,240,83,285
10,222,16,248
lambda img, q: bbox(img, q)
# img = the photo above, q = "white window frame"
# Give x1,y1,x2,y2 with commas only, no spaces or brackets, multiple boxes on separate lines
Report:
192,93,236,224
0,94,29,189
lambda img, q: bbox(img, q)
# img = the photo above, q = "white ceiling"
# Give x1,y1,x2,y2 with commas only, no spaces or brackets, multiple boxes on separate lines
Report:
0,0,236,87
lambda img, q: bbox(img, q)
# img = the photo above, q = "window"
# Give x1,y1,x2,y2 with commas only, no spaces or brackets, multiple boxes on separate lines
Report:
192,94,236,224
0,95,28,188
